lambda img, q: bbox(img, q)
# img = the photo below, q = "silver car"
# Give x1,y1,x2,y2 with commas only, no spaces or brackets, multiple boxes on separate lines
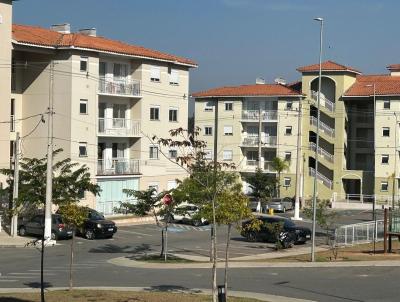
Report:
264,197,294,213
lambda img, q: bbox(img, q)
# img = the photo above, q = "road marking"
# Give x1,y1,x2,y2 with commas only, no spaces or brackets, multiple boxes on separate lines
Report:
0,280,17,282
118,230,153,237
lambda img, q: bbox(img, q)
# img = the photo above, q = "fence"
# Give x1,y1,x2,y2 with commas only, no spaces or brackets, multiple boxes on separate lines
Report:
332,193,400,207
335,220,384,246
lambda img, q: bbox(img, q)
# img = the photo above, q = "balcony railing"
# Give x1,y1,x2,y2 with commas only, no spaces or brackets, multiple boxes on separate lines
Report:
241,110,278,121
97,158,140,176
244,160,275,172
309,167,333,189
98,118,140,137
310,116,335,138
309,142,334,163
241,136,277,147
311,90,335,112
98,78,141,96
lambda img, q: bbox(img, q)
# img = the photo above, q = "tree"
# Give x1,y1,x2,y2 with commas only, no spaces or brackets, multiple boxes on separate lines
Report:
245,168,277,211
58,203,88,290
271,157,290,198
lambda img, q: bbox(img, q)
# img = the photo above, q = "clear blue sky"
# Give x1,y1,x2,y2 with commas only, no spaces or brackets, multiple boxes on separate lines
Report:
13,0,400,93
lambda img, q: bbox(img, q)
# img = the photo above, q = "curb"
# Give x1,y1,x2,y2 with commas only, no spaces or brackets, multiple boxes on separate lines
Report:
0,286,315,302
110,216,155,226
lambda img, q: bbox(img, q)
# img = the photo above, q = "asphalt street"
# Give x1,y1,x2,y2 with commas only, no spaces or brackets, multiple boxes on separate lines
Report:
0,209,395,302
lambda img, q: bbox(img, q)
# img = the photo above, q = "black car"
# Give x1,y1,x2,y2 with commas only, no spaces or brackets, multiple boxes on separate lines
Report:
18,214,72,240
241,215,311,248
79,208,117,240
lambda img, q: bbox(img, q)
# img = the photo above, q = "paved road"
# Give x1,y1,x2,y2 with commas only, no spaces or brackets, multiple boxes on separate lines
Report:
0,209,395,302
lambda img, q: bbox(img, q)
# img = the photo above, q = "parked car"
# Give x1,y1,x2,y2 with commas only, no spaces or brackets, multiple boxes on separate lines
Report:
241,215,311,248
264,197,294,213
248,197,267,212
18,214,72,240
78,208,117,240
170,204,208,226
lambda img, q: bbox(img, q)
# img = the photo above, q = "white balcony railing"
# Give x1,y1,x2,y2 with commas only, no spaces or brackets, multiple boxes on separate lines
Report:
264,161,275,172
98,78,141,96
244,160,275,172
311,90,335,112
309,142,334,163
241,136,277,147
309,167,333,189
310,116,335,138
241,110,278,121
98,118,140,137
97,158,140,176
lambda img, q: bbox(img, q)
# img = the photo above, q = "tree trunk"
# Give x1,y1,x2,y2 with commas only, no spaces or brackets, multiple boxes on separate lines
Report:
69,230,75,290
160,228,164,258
164,225,168,262
277,172,281,198
210,226,214,262
224,223,232,298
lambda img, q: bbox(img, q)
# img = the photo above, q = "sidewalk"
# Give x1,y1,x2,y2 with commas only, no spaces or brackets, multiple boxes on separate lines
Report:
0,230,32,248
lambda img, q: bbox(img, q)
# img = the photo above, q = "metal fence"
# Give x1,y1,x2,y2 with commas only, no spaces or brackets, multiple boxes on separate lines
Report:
335,220,384,246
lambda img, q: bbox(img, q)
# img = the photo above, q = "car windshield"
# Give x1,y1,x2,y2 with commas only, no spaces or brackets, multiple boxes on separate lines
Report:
89,211,104,220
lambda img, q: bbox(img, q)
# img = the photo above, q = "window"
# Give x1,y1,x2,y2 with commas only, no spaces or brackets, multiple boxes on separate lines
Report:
225,102,233,111
150,66,161,82
383,100,390,110
223,126,233,136
381,181,389,192
169,68,179,85
284,152,292,161
80,56,88,72
79,99,88,114
79,142,87,157
223,150,233,161
149,146,159,159
284,177,291,187
148,183,159,196
382,127,390,137
204,102,213,112
169,149,178,159
150,106,160,120
78,190,85,199
204,126,213,136
382,154,389,164
285,126,293,135
10,99,15,132
286,101,293,110
204,149,212,160
169,108,178,122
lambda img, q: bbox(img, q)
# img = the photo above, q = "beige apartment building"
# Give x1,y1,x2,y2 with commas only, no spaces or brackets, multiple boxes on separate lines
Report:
0,2,197,214
194,61,400,206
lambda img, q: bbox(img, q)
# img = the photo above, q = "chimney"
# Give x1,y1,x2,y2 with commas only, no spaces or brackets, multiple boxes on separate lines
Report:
78,28,97,37
50,23,71,34
256,77,265,85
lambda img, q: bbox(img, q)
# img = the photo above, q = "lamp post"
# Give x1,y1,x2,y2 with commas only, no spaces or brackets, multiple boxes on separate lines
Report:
311,17,324,263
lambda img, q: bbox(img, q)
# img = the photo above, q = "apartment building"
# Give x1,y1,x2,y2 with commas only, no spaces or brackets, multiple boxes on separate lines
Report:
194,61,400,204
0,14,197,214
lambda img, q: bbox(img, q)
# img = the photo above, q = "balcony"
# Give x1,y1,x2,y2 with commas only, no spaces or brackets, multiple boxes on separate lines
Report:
241,136,277,147
241,110,278,122
97,158,140,176
98,118,141,137
309,167,333,189
310,116,335,138
309,142,334,163
98,79,141,97
242,160,276,173
311,90,335,112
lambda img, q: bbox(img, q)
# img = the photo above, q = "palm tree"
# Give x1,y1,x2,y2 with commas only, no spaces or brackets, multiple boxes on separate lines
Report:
271,157,290,198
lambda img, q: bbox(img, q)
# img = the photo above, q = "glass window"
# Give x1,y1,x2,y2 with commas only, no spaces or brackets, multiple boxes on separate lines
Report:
80,56,88,72
150,66,161,82
383,100,390,110
223,150,233,161
284,152,291,161
225,102,233,111
382,155,389,164
169,108,178,122
204,102,213,112
169,68,179,85
223,126,233,136
204,126,213,136
285,126,292,135
169,149,177,159
150,107,160,120
286,101,293,110
284,177,291,187
381,181,389,192
149,146,159,159
383,127,390,137
80,99,88,114
79,142,87,157
204,149,212,160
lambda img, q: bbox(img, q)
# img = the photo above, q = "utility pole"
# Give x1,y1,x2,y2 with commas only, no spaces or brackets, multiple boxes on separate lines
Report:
11,132,20,237
293,99,302,220
44,61,54,241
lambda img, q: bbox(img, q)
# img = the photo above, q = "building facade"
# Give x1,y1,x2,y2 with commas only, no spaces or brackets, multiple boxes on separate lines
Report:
1,18,196,214
194,61,400,206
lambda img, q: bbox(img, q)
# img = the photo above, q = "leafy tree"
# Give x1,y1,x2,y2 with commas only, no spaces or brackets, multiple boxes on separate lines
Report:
265,221,285,250
245,168,277,211
271,157,290,198
58,203,88,290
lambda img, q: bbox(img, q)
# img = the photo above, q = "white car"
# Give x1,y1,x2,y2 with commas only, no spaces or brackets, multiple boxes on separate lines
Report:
171,204,208,226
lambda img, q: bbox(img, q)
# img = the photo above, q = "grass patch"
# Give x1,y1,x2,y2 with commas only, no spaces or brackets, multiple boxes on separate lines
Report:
133,254,195,263
0,289,263,302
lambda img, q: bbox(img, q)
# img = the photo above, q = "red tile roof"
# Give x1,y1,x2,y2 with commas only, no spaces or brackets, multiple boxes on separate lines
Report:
192,84,302,98
297,60,361,74
344,75,400,96
12,24,197,67
387,64,400,71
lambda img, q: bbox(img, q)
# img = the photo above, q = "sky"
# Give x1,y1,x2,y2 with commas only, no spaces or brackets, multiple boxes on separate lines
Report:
12,0,400,94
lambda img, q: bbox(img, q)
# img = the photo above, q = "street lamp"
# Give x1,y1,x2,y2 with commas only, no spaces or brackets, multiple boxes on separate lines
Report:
311,17,324,263
366,83,376,254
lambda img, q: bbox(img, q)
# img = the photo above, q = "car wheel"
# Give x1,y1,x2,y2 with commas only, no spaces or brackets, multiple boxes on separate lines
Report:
51,232,58,241
19,226,26,236
106,235,113,239
85,229,95,240
246,231,257,242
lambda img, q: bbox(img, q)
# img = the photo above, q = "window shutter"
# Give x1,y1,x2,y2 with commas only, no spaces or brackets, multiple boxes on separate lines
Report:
151,66,160,80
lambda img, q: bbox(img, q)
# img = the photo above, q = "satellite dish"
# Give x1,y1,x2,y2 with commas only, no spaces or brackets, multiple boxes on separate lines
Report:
256,77,265,84
274,77,286,85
